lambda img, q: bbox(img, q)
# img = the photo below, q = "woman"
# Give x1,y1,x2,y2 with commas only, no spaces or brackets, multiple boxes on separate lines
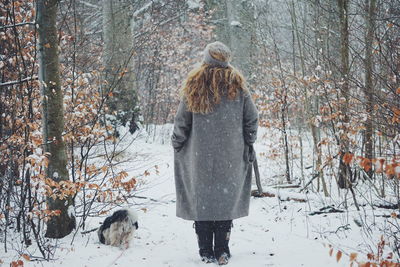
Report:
172,41,258,265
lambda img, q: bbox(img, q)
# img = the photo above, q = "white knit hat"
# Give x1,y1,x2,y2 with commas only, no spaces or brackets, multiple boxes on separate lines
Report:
203,41,231,67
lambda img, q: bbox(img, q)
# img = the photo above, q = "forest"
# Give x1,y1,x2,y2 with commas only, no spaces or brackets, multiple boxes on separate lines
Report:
0,0,399,266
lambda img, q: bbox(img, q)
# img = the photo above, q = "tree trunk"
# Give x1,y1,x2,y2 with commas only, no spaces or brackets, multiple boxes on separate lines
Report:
313,0,329,196
337,0,352,189
205,0,255,78
103,0,137,128
37,0,76,238
363,0,376,178
281,90,291,184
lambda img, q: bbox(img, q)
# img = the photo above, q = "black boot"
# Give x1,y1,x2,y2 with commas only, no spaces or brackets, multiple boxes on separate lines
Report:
214,220,232,265
194,221,215,263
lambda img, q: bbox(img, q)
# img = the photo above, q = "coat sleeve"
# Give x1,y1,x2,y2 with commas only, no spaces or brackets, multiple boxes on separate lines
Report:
171,99,192,152
243,92,258,146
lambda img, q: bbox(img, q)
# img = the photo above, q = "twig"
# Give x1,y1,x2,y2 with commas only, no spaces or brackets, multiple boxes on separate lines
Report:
300,154,340,192
0,76,38,87
335,224,351,233
358,168,382,197
81,227,99,234
0,21,36,30
131,195,170,203
348,183,360,211
108,250,125,267
300,172,320,192
80,1,100,9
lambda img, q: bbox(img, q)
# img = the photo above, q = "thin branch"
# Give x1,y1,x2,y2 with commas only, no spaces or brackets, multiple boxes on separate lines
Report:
0,76,38,87
81,227,99,234
79,1,100,9
0,21,36,29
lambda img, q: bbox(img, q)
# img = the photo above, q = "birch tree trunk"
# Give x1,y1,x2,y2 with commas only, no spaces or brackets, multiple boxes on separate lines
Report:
37,0,76,238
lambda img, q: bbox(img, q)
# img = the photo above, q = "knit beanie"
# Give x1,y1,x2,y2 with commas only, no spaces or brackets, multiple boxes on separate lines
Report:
203,41,231,68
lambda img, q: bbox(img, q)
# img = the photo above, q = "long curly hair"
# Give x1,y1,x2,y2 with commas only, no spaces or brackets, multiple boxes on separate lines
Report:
182,63,247,114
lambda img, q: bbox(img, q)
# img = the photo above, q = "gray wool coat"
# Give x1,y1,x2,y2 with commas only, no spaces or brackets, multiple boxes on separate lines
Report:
172,90,258,221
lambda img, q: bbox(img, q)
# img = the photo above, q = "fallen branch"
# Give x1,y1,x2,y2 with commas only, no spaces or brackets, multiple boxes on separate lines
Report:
280,196,307,203
309,205,344,216
251,190,275,198
251,190,307,202
273,184,301,189
375,214,400,219
373,203,400,210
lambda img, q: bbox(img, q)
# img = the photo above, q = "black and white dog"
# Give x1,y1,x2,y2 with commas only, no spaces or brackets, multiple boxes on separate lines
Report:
97,209,139,249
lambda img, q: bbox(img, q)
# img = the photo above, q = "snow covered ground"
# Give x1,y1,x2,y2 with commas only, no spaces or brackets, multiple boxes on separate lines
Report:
1,125,398,267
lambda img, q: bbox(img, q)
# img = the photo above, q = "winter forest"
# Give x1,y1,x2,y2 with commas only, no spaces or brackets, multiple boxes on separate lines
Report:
1,0,400,266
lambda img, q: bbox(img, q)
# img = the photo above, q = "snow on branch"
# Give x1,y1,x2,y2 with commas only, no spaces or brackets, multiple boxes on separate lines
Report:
0,21,36,30
0,76,38,87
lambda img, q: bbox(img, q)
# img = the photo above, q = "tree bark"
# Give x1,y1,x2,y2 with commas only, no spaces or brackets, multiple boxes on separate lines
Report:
37,0,76,238
281,91,291,184
363,0,376,178
205,0,255,78
313,0,329,196
337,0,352,189
103,0,137,127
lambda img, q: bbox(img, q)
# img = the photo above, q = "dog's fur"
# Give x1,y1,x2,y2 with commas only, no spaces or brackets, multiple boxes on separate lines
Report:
97,209,138,249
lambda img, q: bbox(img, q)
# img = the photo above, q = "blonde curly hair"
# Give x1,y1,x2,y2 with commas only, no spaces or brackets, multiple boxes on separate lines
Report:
182,42,247,114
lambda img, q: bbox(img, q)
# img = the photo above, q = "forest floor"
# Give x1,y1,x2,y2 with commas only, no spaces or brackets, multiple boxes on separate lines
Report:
1,126,397,267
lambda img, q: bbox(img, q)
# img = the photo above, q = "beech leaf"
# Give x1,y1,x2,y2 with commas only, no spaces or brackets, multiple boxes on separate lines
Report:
21,254,30,261
349,252,357,262
336,250,342,262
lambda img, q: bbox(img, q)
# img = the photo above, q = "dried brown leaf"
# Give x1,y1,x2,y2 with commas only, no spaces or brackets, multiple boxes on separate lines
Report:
21,254,30,261
329,248,333,257
336,250,342,262
349,252,357,262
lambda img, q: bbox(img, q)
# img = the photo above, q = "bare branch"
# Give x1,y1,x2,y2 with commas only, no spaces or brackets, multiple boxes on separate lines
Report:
0,21,36,30
0,76,38,87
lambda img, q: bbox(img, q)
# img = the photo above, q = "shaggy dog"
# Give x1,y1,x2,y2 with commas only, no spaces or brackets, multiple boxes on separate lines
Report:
98,209,139,249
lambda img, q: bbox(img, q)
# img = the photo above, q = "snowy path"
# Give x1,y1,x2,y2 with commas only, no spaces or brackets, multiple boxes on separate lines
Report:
1,130,353,267
25,136,344,267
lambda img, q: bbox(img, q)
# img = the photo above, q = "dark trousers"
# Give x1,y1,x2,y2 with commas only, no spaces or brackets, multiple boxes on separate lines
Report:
194,220,232,259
